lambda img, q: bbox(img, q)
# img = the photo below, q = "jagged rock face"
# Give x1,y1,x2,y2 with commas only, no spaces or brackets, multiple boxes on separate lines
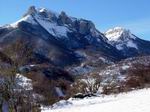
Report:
59,11,72,25
23,6,37,17
78,20,92,34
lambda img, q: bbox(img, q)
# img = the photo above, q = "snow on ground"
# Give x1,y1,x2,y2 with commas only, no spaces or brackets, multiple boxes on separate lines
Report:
42,88,150,112
121,65,130,70
55,87,65,97
16,73,33,90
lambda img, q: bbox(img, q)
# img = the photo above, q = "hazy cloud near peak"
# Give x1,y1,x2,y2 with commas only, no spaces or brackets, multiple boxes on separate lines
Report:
122,18,150,37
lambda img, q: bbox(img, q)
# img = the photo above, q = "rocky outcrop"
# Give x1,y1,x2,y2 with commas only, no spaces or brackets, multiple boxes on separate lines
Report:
23,6,37,17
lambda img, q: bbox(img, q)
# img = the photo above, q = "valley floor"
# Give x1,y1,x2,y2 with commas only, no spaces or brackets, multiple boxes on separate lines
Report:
42,88,150,112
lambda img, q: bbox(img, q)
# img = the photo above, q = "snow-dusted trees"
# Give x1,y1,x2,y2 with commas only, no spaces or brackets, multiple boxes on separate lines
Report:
70,73,102,96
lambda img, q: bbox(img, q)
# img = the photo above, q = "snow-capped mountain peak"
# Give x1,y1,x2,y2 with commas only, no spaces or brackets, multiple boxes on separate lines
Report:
104,26,150,58
104,27,141,57
105,27,136,41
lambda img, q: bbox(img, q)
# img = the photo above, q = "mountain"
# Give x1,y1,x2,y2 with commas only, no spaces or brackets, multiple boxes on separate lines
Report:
0,6,123,105
0,6,124,68
105,27,150,57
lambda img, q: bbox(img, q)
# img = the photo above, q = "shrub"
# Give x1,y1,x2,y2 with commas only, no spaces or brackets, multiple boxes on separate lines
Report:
70,73,102,96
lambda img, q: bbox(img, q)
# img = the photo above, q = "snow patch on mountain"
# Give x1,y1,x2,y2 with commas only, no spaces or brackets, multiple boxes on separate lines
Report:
127,41,138,49
34,15,70,38
116,44,123,50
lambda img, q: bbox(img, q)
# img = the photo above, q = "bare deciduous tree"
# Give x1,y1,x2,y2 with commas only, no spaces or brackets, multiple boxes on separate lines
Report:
0,39,40,111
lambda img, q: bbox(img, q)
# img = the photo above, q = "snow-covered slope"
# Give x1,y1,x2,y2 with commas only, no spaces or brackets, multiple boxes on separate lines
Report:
42,88,150,112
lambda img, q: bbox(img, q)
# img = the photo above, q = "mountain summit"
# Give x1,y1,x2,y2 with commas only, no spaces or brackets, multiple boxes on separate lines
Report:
105,27,150,57
105,27,138,50
105,27,136,41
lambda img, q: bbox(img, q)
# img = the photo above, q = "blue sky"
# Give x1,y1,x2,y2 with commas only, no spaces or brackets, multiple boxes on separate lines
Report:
0,0,150,40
